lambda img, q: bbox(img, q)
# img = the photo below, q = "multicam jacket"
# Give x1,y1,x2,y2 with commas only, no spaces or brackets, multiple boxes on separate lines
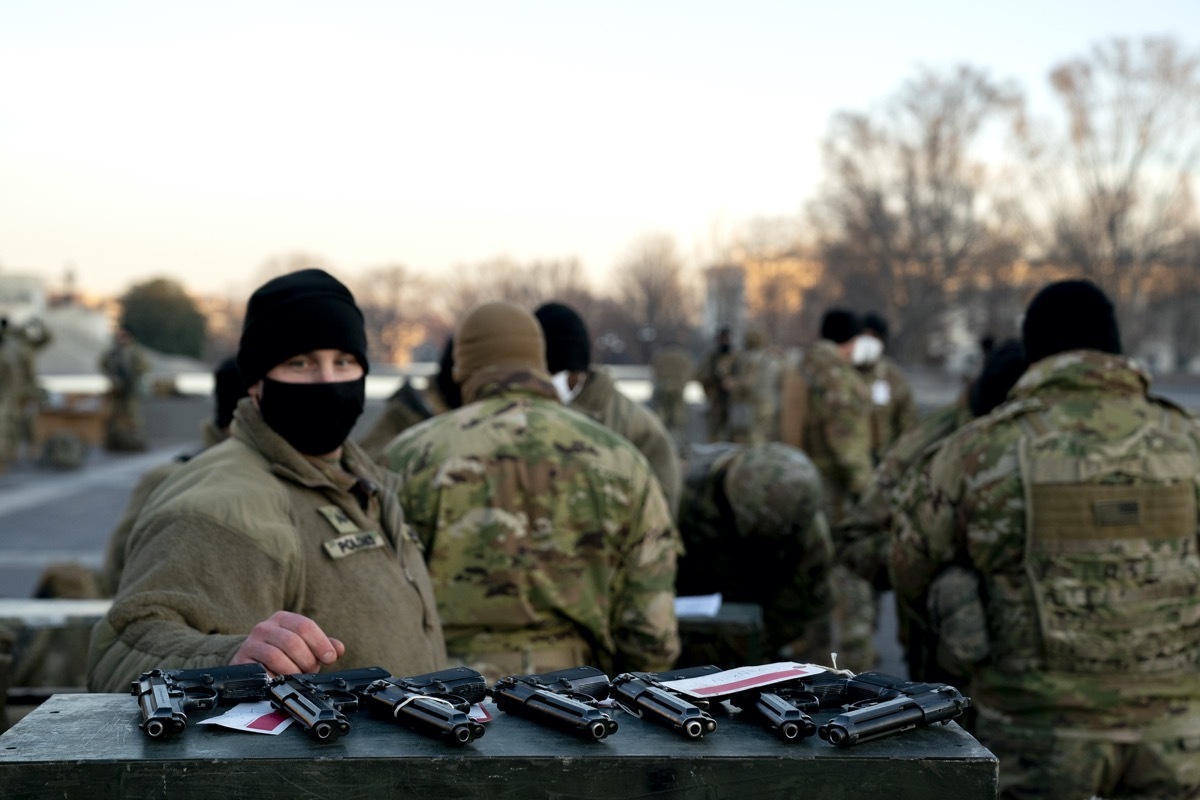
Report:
838,400,972,585
677,442,834,655
859,356,920,462
801,340,873,524
384,369,681,676
571,368,683,519
891,350,1200,732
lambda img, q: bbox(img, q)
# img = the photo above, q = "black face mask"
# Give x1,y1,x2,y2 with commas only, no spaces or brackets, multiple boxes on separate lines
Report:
259,376,366,456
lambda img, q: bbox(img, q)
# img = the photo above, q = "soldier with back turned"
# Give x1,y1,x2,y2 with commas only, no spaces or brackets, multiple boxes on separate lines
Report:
384,301,681,682
891,279,1200,799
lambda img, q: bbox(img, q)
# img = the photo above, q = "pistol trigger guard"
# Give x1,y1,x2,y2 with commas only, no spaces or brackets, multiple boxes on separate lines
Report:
185,686,219,710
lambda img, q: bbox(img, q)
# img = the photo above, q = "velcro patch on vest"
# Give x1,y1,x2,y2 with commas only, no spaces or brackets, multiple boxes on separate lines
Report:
317,504,360,534
323,530,385,559
1092,499,1142,527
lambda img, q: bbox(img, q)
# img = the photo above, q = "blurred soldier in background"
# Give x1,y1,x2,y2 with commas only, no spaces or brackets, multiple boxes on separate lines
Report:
676,441,834,664
357,336,461,461
0,318,51,465
0,319,17,469
892,279,1200,799
854,312,919,463
534,301,682,518
385,301,680,682
99,328,149,452
650,341,695,445
801,308,876,671
698,327,735,442
727,325,780,446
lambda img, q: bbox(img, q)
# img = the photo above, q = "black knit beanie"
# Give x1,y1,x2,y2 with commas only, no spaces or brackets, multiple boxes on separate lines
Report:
212,356,246,429
237,269,369,387
1022,279,1121,365
820,309,860,344
534,302,591,373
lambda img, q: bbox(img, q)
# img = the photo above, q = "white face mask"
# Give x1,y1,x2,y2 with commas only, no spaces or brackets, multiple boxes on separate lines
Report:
551,371,582,404
851,335,884,366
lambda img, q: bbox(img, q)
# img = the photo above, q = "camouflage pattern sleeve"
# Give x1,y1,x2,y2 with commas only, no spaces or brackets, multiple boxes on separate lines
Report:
820,365,874,497
839,404,970,584
383,424,444,555
888,432,965,604
611,477,682,672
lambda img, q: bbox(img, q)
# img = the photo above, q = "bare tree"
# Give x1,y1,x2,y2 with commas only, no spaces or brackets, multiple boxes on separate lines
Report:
810,65,1023,362
1012,36,1200,352
350,264,432,366
613,233,698,362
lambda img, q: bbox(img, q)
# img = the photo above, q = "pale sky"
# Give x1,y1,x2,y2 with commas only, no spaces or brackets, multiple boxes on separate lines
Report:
1,0,1196,298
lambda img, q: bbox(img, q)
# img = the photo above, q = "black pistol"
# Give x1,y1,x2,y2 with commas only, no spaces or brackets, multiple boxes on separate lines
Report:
268,666,391,742
609,666,719,740
491,665,619,741
726,687,818,742
814,671,971,747
131,663,270,739
359,666,488,745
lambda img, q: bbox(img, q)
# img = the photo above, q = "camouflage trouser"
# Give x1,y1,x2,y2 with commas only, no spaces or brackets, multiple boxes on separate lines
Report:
829,564,877,673
976,711,1200,800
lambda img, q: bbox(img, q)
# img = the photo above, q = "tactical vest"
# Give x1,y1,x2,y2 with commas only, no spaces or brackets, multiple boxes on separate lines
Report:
991,405,1200,675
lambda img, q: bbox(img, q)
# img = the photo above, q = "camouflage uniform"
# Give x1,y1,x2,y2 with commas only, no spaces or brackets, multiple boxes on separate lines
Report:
860,356,919,463
801,339,876,671
14,321,50,453
99,335,149,452
891,351,1200,799
571,367,683,519
384,369,681,682
651,344,695,441
677,442,834,661
0,325,19,468
838,400,971,588
727,330,780,446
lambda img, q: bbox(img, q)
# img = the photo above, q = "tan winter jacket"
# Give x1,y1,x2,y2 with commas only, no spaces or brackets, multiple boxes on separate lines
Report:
87,398,445,692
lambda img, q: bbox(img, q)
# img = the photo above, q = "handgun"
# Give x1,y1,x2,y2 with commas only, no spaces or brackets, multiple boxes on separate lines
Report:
609,666,719,740
131,663,270,739
359,666,487,745
491,665,619,741
267,666,391,742
725,687,818,742
811,671,971,747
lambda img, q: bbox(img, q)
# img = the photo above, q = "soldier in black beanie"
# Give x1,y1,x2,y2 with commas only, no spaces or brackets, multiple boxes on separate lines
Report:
89,268,445,691
237,268,370,457
534,301,682,517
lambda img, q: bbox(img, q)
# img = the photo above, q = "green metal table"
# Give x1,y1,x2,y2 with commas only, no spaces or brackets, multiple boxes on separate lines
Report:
0,693,998,799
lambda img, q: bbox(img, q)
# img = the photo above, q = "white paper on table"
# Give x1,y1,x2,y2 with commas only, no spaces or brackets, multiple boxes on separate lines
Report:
196,701,294,735
660,662,829,699
674,593,722,618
